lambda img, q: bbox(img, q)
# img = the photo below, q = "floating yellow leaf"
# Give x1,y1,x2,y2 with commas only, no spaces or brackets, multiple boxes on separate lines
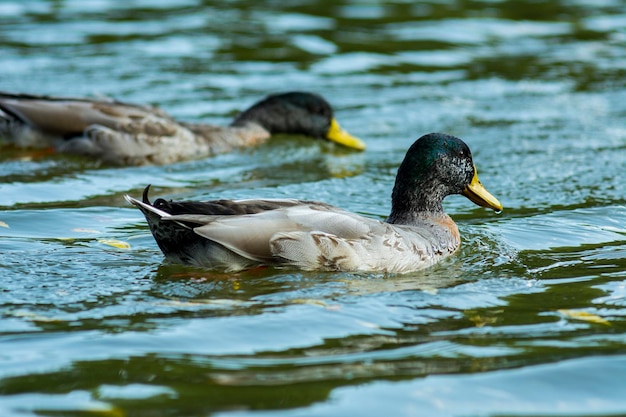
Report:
97,239,131,249
86,405,126,417
0,220,8,228
558,309,610,325
465,309,503,328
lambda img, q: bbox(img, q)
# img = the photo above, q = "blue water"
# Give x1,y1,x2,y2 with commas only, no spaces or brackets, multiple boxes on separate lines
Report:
2,1,626,416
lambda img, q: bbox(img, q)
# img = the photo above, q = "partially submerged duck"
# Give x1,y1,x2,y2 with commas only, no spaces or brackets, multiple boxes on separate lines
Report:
126,133,502,273
0,91,364,165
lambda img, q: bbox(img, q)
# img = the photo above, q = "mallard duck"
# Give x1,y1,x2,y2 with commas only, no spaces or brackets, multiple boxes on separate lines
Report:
125,133,502,273
0,91,364,165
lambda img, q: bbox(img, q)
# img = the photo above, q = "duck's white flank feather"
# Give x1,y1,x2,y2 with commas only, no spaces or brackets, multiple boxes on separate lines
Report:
161,205,456,273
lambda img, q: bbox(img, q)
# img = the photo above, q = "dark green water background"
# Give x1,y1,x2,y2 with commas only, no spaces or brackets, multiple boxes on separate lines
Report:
1,1,626,416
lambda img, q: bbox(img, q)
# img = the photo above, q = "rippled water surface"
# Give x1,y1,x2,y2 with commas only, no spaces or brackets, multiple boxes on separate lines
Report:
2,1,626,416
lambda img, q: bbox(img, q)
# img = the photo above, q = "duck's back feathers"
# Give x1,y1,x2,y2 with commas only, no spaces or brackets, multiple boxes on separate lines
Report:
0,92,163,133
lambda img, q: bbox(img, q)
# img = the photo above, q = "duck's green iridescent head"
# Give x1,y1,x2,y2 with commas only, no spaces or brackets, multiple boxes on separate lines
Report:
389,132,502,218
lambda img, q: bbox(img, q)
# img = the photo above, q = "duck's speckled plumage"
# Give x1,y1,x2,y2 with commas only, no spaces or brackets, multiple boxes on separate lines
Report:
126,133,503,273
0,91,364,166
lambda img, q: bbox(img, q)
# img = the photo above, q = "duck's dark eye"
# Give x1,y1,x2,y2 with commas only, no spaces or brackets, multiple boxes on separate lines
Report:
458,150,465,158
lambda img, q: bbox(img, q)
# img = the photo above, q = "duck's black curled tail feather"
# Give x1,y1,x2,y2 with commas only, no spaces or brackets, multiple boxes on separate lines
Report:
142,184,152,204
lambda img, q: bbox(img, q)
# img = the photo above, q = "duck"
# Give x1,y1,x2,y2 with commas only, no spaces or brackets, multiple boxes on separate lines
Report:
0,91,365,166
125,133,502,273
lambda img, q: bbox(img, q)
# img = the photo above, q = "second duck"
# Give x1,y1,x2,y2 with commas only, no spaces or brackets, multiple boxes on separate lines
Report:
0,91,365,165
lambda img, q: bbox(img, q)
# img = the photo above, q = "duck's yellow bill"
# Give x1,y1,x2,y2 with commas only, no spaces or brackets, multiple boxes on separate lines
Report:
462,166,503,212
326,118,366,151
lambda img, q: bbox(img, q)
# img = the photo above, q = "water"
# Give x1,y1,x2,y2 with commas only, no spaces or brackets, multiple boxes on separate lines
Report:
1,0,626,416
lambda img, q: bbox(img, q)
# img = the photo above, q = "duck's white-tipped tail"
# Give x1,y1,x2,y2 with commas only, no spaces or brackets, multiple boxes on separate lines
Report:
124,194,172,218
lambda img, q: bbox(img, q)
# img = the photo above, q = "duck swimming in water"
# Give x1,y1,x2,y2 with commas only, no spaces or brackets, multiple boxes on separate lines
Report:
0,91,364,166
125,132,502,273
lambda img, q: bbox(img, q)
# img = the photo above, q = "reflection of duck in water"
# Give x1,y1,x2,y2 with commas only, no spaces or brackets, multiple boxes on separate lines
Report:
0,91,365,166
127,133,502,273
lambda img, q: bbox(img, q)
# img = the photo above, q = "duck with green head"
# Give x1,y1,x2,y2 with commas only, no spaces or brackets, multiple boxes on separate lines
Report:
126,132,502,273
0,91,364,165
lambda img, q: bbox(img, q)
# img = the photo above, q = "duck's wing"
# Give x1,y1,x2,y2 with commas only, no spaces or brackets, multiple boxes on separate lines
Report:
0,92,170,139
125,188,349,265
165,202,376,266
0,92,206,165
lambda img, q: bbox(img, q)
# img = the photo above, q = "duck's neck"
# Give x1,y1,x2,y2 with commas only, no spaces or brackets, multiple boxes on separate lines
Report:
183,121,270,152
222,121,271,149
386,181,447,225
386,207,461,255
